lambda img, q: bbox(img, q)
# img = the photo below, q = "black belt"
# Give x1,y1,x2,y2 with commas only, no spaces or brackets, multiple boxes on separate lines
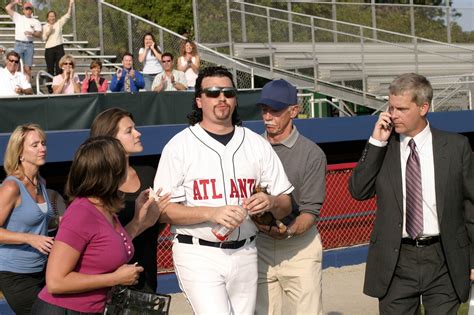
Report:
15,40,33,44
401,235,440,247
176,234,255,249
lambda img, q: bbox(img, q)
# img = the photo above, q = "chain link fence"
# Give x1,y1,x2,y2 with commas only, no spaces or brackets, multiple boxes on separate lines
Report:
157,162,376,273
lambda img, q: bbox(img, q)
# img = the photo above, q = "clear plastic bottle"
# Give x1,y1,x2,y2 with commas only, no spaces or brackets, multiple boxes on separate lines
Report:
211,224,233,241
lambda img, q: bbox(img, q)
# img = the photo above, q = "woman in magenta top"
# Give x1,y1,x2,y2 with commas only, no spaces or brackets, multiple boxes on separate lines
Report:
32,137,170,314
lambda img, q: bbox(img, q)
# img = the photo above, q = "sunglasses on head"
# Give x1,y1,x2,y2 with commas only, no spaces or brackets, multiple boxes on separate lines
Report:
8,59,19,64
202,87,237,98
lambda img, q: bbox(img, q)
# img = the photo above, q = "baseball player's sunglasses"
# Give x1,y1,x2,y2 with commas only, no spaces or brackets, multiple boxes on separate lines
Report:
202,87,237,98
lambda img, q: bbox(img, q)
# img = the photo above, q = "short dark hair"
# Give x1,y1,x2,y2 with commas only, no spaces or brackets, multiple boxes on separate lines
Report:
6,51,20,61
162,52,173,61
389,73,433,107
122,52,133,60
65,136,127,212
90,107,134,138
90,59,102,69
187,66,242,126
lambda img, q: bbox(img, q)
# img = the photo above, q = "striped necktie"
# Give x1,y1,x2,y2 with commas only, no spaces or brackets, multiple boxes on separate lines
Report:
406,139,423,239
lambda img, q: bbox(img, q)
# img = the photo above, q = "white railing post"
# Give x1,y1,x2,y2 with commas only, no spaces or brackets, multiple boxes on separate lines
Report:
360,26,367,107
98,0,104,55
288,2,293,43
127,15,132,54
311,17,318,91
266,7,274,75
72,0,77,41
193,0,200,42
226,0,234,57
240,2,247,43
371,0,377,40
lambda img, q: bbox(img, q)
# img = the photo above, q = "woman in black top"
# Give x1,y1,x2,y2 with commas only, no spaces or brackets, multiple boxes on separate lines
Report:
90,108,169,292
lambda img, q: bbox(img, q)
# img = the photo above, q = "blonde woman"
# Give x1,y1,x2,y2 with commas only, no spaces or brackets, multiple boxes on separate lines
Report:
0,124,54,315
43,0,74,79
177,39,200,89
52,54,80,94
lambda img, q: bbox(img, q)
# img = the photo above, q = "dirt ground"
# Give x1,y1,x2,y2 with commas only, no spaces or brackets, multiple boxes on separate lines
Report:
169,263,379,315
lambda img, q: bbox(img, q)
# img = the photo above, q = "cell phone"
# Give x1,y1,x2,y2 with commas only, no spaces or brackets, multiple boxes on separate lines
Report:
385,106,393,129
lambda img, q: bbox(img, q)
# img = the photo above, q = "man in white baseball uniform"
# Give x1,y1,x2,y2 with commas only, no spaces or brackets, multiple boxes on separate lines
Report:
255,79,326,315
154,66,293,315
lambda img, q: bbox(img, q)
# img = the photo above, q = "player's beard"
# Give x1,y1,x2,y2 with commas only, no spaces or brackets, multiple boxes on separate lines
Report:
213,102,232,121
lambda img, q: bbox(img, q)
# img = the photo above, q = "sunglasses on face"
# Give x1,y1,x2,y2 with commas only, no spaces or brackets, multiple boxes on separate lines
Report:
202,87,237,98
8,59,19,64
24,7,33,11
63,62,73,66
162,60,172,63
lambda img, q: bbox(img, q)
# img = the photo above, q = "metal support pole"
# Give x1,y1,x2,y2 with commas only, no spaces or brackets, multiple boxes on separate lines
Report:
360,26,367,107
267,7,273,75
127,15,133,54
98,0,104,55
250,68,254,89
288,2,293,43
72,0,77,41
414,37,419,73
240,2,247,43
409,0,415,38
332,0,337,43
159,29,164,52
192,0,200,42
311,17,318,91
446,1,452,43
371,0,377,40
226,0,234,57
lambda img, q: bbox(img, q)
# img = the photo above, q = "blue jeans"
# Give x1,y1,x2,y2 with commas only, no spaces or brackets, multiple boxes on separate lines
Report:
14,41,34,67
143,73,160,91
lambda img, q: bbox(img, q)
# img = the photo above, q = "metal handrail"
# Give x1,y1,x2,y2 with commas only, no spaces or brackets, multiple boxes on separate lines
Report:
229,8,472,64
230,1,474,54
35,70,53,95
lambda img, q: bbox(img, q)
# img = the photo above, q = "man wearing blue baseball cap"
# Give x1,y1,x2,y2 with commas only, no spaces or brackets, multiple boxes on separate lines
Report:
254,79,327,315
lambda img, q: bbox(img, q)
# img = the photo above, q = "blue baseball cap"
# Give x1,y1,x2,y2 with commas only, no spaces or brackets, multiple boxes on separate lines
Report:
258,79,298,110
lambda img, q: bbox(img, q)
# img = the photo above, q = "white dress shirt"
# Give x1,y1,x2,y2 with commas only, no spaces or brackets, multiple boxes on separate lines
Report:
369,123,439,238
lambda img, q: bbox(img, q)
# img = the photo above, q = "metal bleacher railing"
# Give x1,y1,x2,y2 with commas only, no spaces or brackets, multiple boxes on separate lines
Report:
156,163,376,273
193,0,474,112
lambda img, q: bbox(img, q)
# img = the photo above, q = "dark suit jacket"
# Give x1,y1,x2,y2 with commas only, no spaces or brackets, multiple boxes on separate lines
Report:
349,128,474,301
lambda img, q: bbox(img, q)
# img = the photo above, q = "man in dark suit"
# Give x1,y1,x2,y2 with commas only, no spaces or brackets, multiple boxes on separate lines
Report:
349,73,474,314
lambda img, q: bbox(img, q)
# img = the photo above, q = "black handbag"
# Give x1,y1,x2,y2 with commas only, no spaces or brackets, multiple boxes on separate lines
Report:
103,286,171,315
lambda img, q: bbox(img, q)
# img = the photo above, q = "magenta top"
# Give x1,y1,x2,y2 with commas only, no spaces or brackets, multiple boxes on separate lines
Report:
38,197,135,313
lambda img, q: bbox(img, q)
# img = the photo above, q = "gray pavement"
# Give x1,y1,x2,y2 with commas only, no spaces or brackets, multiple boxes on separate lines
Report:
169,263,379,315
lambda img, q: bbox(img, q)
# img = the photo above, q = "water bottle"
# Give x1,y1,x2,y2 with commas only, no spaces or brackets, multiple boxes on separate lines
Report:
211,223,233,241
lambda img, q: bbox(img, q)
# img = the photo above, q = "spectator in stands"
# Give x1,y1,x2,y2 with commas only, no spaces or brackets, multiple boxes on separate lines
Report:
5,0,42,82
177,39,200,90
138,32,163,91
32,136,170,314
110,53,145,93
81,60,108,93
90,108,169,292
0,124,54,315
52,54,80,94
0,51,33,96
151,52,187,92
42,0,74,86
